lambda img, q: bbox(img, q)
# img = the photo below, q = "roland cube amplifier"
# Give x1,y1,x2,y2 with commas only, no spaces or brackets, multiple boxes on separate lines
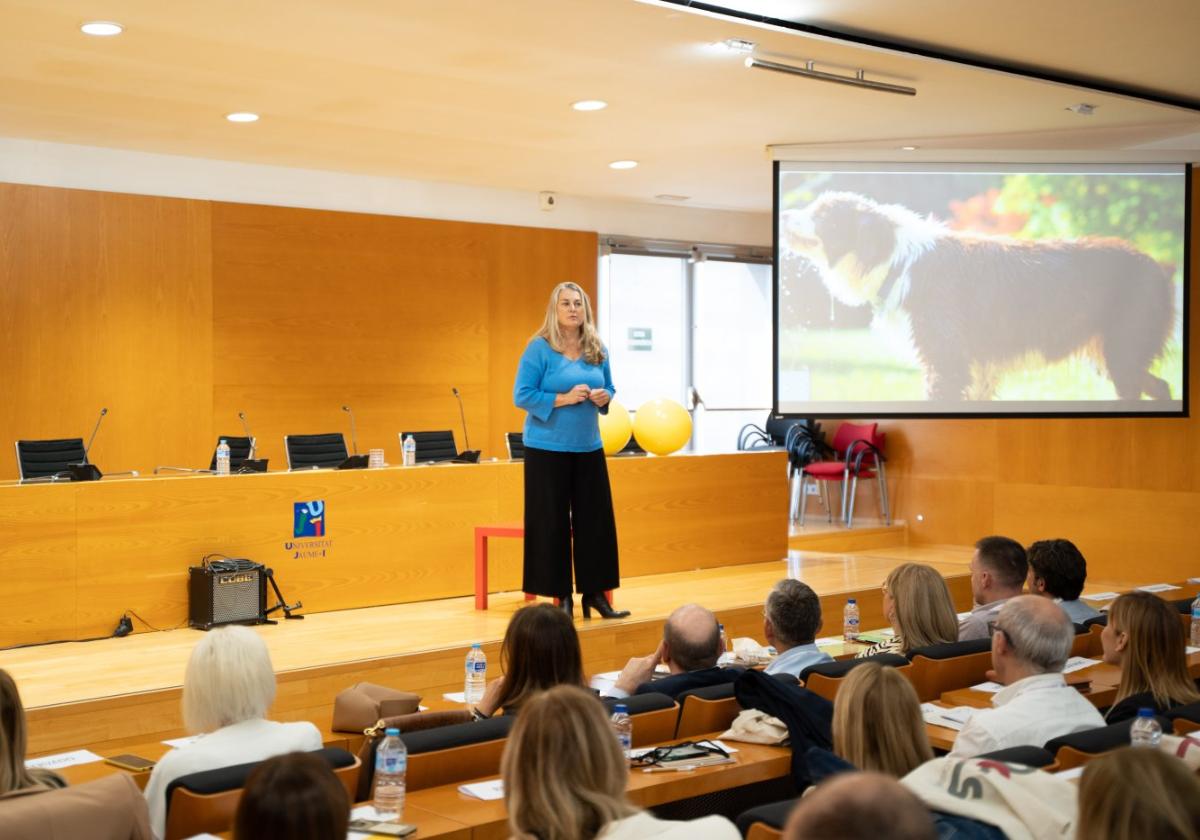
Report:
188,559,266,630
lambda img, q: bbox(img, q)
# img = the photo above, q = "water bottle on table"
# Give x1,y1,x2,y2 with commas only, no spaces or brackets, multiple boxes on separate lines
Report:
843,598,860,641
465,642,487,706
403,434,417,466
373,727,407,821
215,439,231,476
1130,708,1162,748
611,703,633,759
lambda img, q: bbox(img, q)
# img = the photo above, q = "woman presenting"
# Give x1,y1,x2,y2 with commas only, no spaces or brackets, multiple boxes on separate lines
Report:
514,282,629,620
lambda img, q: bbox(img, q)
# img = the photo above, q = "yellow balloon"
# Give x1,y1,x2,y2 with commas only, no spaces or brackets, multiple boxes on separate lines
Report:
633,398,692,456
598,400,633,456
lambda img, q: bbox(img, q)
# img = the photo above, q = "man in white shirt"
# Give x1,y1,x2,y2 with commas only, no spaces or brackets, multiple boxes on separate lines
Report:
762,579,833,678
949,595,1104,758
957,536,1028,641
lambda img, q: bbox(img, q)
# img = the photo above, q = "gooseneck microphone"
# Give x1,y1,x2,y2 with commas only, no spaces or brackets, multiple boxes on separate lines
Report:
238,411,253,439
83,407,109,464
342,405,359,455
451,387,471,451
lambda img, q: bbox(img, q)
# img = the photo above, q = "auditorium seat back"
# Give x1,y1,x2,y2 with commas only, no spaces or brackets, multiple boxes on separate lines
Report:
675,683,740,738
1044,717,1171,770
284,433,349,470
905,637,993,702
208,435,256,471
399,430,458,463
14,437,86,480
604,692,679,746
799,653,911,701
394,716,513,795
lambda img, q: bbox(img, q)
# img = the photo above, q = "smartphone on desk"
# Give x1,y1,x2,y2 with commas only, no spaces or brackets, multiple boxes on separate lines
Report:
104,754,156,772
347,818,417,837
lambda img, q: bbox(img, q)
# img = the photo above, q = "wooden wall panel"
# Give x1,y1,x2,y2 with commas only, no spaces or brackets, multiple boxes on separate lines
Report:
0,183,213,481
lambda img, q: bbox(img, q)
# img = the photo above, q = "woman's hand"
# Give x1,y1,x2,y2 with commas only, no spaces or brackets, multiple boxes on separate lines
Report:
589,388,611,408
555,384,591,407
475,676,506,718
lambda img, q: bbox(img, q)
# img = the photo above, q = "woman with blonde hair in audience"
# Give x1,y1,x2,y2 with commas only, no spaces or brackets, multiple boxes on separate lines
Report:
832,662,932,777
0,668,65,795
1100,591,1200,723
143,626,322,839
1077,747,1200,839
501,684,739,839
471,602,586,720
857,563,958,658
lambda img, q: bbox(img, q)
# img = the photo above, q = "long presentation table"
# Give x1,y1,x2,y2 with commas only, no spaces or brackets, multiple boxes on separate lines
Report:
0,451,787,647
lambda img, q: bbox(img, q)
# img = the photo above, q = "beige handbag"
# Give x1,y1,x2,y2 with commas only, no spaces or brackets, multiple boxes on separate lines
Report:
331,682,422,733
720,708,790,745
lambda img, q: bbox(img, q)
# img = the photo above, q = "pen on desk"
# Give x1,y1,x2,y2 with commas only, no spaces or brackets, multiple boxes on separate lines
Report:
643,765,697,773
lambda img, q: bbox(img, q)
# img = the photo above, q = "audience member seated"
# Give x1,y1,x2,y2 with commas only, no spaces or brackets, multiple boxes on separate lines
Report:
1100,591,1200,724
607,604,738,699
949,595,1103,758
1025,538,1101,623
830,662,932,777
142,626,323,839
233,751,349,840
958,535,1028,641
1076,747,1200,840
0,668,66,795
471,603,585,720
762,580,832,677
782,772,936,840
0,774,152,840
856,563,958,657
502,684,739,839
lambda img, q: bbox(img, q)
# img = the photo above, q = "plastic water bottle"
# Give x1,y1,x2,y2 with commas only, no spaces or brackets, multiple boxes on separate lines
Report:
719,623,731,654
215,439,231,476
1190,594,1200,648
611,704,633,759
464,643,487,706
1130,708,1163,748
403,434,417,466
373,727,407,821
843,598,860,641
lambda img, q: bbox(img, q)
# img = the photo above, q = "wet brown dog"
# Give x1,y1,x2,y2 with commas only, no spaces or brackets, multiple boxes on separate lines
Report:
782,192,1175,401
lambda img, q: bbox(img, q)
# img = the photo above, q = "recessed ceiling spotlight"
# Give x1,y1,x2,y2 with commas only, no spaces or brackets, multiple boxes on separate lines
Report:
899,145,918,151
609,160,638,170
80,21,123,36
572,100,608,111
1066,103,1096,116
225,112,260,123
717,38,756,53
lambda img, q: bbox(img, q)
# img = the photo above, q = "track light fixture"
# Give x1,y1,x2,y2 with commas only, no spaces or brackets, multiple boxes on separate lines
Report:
745,57,916,97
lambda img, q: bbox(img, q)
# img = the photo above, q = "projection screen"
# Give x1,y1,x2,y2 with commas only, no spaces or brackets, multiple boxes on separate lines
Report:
775,161,1189,417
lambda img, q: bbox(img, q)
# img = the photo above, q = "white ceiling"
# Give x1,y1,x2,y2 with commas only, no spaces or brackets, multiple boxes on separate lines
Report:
0,0,1196,212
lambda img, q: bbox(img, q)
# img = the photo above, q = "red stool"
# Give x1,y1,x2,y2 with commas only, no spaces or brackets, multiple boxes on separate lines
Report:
473,523,612,611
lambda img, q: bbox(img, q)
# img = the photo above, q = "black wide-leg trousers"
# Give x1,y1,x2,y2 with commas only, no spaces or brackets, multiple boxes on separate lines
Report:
522,446,620,598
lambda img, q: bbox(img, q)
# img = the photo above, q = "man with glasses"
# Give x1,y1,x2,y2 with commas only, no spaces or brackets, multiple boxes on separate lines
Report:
948,595,1103,757
958,535,1028,641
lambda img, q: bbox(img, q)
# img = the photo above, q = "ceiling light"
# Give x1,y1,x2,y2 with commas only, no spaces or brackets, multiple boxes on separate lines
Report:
572,100,608,111
609,160,638,170
1066,103,1096,116
745,57,917,97
225,112,260,123
80,21,123,36
900,145,918,151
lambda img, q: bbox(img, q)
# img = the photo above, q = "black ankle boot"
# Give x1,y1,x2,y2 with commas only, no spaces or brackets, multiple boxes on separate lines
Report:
581,592,630,619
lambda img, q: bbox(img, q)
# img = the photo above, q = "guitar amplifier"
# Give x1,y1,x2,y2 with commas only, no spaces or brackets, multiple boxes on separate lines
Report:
188,559,266,630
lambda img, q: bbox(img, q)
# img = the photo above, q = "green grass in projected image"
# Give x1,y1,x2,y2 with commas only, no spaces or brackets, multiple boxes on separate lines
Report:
781,330,1183,402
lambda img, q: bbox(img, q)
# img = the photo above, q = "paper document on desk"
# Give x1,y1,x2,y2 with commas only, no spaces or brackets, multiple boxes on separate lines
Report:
956,611,973,621
25,749,103,770
1061,657,1100,674
1187,647,1199,655
815,636,843,647
590,671,620,694
458,779,504,800
1082,591,1119,601
443,691,467,703
921,704,975,731
969,681,1004,694
1137,583,1181,593
163,735,204,749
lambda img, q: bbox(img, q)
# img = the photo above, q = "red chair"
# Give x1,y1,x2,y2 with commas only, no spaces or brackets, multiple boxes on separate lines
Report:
793,421,889,528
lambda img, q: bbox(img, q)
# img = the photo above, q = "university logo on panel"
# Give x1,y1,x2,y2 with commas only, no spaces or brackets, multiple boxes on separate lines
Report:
293,500,326,537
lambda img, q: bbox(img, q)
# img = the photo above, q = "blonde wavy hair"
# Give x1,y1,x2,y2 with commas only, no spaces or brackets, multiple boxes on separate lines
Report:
885,563,959,653
1077,747,1200,839
833,662,932,777
533,282,606,366
1108,591,1200,711
501,685,637,840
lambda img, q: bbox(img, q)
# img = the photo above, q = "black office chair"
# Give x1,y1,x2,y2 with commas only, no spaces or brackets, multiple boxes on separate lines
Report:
14,438,87,480
155,437,260,475
284,433,349,470
399,430,459,463
506,432,525,460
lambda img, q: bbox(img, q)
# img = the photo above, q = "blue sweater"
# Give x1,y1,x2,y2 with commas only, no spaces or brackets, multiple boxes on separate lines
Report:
513,337,615,453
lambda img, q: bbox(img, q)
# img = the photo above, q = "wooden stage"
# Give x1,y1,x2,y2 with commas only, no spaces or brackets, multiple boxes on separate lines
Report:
9,536,978,758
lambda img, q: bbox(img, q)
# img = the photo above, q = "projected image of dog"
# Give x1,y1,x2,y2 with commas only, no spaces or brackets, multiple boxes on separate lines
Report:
782,191,1175,401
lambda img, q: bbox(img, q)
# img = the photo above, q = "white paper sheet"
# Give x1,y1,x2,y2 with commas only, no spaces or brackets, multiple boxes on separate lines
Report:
956,611,973,621
25,749,103,770
1187,646,1199,655
458,779,504,800
1082,591,1119,601
163,735,203,749
1137,583,1181,593
920,704,974,731
442,692,467,703
1062,657,1101,674
969,681,1004,693
815,636,843,647
1054,766,1085,780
